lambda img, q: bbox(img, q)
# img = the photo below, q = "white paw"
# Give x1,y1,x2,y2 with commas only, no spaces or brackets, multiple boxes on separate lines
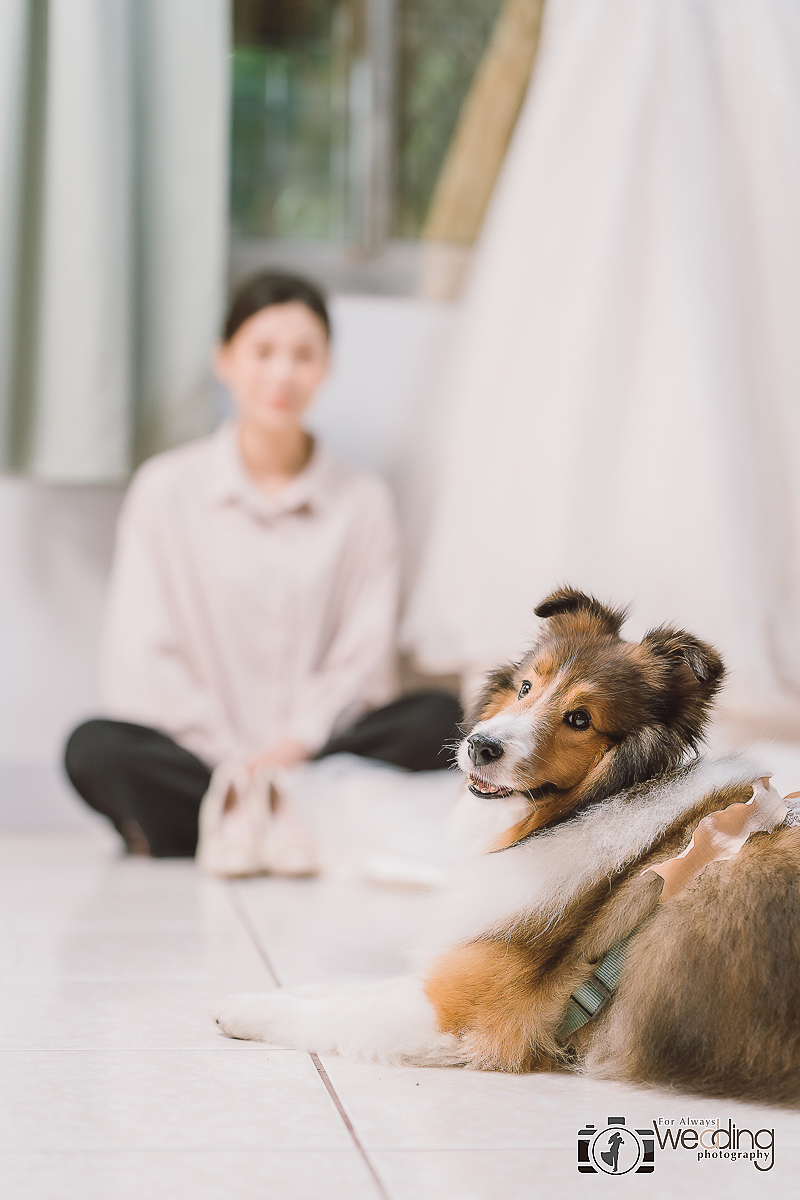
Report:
211,992,292,1043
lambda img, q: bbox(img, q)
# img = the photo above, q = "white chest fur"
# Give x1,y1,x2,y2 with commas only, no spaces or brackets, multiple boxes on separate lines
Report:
423,755,765,962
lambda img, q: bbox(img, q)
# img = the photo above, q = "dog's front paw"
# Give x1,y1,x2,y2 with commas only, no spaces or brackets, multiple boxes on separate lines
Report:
211,992,286,1043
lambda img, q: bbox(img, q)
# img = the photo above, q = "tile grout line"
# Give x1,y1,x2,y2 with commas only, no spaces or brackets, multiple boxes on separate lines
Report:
309,1054,392,1200
225,883,282,988
226,883,393,1200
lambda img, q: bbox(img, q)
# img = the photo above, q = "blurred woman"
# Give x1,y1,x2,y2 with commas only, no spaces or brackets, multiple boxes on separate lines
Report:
64,272,461,860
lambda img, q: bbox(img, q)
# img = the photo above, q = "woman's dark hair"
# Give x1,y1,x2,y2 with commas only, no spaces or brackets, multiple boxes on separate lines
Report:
223,270,331,342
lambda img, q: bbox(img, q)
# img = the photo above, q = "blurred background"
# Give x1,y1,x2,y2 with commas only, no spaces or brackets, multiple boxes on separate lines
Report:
2,0,800,826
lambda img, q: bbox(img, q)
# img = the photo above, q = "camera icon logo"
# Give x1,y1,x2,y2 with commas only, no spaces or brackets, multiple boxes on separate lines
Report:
577,1117,655,1174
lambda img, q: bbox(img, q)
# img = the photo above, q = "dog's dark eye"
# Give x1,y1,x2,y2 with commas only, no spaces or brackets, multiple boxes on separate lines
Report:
565,709,591,730
518,680,532,699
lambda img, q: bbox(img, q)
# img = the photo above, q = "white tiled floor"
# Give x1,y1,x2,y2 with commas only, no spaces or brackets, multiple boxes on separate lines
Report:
1,826,799,1199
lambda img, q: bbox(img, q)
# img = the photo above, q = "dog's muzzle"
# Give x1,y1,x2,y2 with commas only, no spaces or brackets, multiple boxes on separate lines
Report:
466,735,515,798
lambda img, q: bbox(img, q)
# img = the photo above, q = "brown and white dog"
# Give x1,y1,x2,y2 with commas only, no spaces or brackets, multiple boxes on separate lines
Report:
213,587,800,1105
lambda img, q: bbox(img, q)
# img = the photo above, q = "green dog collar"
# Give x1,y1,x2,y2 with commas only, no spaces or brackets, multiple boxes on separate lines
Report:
557,927,642,1042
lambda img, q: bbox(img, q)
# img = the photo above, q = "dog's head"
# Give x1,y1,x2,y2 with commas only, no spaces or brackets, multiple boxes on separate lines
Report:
457,586,725,845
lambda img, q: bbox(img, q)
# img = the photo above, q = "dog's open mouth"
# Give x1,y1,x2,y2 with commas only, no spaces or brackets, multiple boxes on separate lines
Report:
468,775,515,799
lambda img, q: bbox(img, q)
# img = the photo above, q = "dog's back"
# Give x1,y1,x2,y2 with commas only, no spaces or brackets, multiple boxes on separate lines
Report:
586,824,800,1104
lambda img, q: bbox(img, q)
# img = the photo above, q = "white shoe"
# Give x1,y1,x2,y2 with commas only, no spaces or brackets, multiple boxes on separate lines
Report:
196,761,266,877
252,767,320,878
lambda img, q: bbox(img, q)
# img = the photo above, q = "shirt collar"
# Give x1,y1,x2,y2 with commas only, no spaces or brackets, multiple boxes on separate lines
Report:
208,420,334,519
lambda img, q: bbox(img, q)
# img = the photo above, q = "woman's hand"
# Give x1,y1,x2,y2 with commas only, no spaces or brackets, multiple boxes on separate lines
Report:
247,738,311,774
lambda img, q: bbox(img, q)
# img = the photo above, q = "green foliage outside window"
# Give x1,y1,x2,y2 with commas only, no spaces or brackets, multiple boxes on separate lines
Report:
230,0,503,243
394,0,502,237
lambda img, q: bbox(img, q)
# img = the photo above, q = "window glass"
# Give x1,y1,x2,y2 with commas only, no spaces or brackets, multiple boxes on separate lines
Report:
231,0,504,246
231,1,340,240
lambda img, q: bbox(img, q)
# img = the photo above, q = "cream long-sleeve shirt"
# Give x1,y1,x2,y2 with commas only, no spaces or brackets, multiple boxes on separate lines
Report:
100,421,400,766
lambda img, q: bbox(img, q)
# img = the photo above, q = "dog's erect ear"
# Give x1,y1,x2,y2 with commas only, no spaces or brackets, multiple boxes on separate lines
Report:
534,586,626,637
578,627,725,802
641,626,725,691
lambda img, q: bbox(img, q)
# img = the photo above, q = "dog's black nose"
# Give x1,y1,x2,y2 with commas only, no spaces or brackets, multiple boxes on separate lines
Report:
468,735,505,766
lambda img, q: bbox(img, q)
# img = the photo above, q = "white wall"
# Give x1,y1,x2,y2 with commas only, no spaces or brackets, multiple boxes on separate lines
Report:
0,295,454,826
0,479,121,826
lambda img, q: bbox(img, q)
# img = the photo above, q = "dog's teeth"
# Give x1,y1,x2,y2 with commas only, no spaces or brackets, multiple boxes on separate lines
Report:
470,775,507,796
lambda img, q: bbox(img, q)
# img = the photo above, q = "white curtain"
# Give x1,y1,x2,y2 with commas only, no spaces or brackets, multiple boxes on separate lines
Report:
404,0,800,719
0,0,229,483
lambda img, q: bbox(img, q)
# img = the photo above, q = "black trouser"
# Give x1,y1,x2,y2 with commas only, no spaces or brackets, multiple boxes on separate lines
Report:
64,691,463,858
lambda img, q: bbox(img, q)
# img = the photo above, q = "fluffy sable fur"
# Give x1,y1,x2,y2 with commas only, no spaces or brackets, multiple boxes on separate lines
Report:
213,587,800,1105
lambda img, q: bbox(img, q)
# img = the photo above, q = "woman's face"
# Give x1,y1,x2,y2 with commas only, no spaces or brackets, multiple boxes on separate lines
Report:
215,302,330,432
